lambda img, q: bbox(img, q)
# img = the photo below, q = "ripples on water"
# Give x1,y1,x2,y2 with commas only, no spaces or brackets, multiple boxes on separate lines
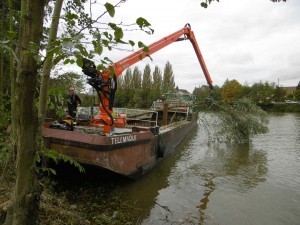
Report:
139,113,300,225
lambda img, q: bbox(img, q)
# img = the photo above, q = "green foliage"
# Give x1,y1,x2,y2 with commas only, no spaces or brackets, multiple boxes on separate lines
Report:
273,86,287,102
200,98,269,144
51,0,154,71
141,64,152,107
78,93,96,107
200,0,219,8
0,96,10,131
46,71,85,119
263,103,300,113
132,66,142,89
49,71,85,92
115,62,179,109
36,148,85,175
151,66,163,102
286,92,295,100
295,82,300,100
136,17,154,34
104,2,115,17
221,79,243,103
295,89,300,101
162,61,175,93
0,98,14,175
47,86,66,119
247,81,275,104
194,85,221,101
0,134,12,170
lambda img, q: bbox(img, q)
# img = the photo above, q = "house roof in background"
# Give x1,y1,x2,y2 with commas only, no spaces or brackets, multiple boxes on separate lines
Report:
282,86,296,93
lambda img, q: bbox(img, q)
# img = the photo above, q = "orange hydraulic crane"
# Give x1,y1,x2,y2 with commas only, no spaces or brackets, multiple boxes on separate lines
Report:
81,23,213,134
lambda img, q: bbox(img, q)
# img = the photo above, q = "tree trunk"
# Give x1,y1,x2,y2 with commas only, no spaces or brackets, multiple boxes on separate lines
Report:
8,0,17,154
0,1,5,103
4,0,46,224
38,0,64,122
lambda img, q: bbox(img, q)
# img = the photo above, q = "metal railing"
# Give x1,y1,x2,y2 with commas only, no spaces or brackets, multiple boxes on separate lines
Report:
151,101,190,117
76,107,158,127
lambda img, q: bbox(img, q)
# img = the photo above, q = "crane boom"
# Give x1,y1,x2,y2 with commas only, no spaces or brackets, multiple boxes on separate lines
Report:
112,23,213,89
81,23,213,134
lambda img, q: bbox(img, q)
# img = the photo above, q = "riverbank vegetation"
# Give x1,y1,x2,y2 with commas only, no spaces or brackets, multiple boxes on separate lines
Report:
72,64,300,113
109,67,300,113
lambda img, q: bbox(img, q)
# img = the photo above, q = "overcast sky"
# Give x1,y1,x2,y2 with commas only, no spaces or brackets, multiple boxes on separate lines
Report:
79,0,300,92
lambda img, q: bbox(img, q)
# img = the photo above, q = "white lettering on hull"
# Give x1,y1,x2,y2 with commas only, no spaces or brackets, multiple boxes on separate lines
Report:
111,135,137,145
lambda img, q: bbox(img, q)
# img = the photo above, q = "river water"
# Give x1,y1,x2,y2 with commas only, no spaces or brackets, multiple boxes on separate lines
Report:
56,113,300,225
119,113,300,225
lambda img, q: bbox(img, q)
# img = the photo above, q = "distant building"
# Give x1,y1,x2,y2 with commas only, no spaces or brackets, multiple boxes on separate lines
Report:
193,85,210,93
178,89,190,95
282,86,296,94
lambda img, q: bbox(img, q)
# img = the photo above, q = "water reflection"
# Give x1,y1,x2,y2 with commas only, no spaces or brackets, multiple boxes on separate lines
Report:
143,117,269,224
198,173,215,224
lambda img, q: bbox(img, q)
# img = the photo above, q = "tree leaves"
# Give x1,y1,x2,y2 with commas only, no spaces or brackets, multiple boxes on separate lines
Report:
221,79,243,103
95,45,103,55
200,0,219,8
104,2,115,17
136,17,154,34
199,98,269,144
5,31,17,40
108,23,124,40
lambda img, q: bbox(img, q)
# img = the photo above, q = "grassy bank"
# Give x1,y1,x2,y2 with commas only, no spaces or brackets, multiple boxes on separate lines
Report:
0,170,142,225
258,103,300,113
0,141,142,225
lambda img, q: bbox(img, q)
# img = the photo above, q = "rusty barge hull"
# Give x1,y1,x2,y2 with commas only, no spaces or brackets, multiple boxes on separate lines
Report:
43,117,197,178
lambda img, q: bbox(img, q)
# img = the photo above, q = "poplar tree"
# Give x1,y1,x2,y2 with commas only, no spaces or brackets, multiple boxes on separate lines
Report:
151,65,163,101
132,66,142,89
162,61,175,93
131,66,142,107
123,68,134,107
141,64,152,108
114,76,125,107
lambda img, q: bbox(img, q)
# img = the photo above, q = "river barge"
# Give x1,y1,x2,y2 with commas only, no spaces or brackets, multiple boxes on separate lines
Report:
43,95,198,178
43,24,214,178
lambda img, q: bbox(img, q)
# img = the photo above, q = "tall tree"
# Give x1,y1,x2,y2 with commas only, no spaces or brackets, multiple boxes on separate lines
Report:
295,81,300,101
2,1,153,223
123,68,133,107
151,65,162,101
273,86,286,102
132,66,142,89
248,81,275,104
38,0,63,123
221,79,243,103
162,61,175,93
114,75,125,107
141,64,152,108
131,66,142,107
4,0,46,224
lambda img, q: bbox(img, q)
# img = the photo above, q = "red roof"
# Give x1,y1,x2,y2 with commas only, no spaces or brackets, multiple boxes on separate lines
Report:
282,86,296,93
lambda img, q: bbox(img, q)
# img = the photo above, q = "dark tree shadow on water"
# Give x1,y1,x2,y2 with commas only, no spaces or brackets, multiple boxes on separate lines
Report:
196,142,268,224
